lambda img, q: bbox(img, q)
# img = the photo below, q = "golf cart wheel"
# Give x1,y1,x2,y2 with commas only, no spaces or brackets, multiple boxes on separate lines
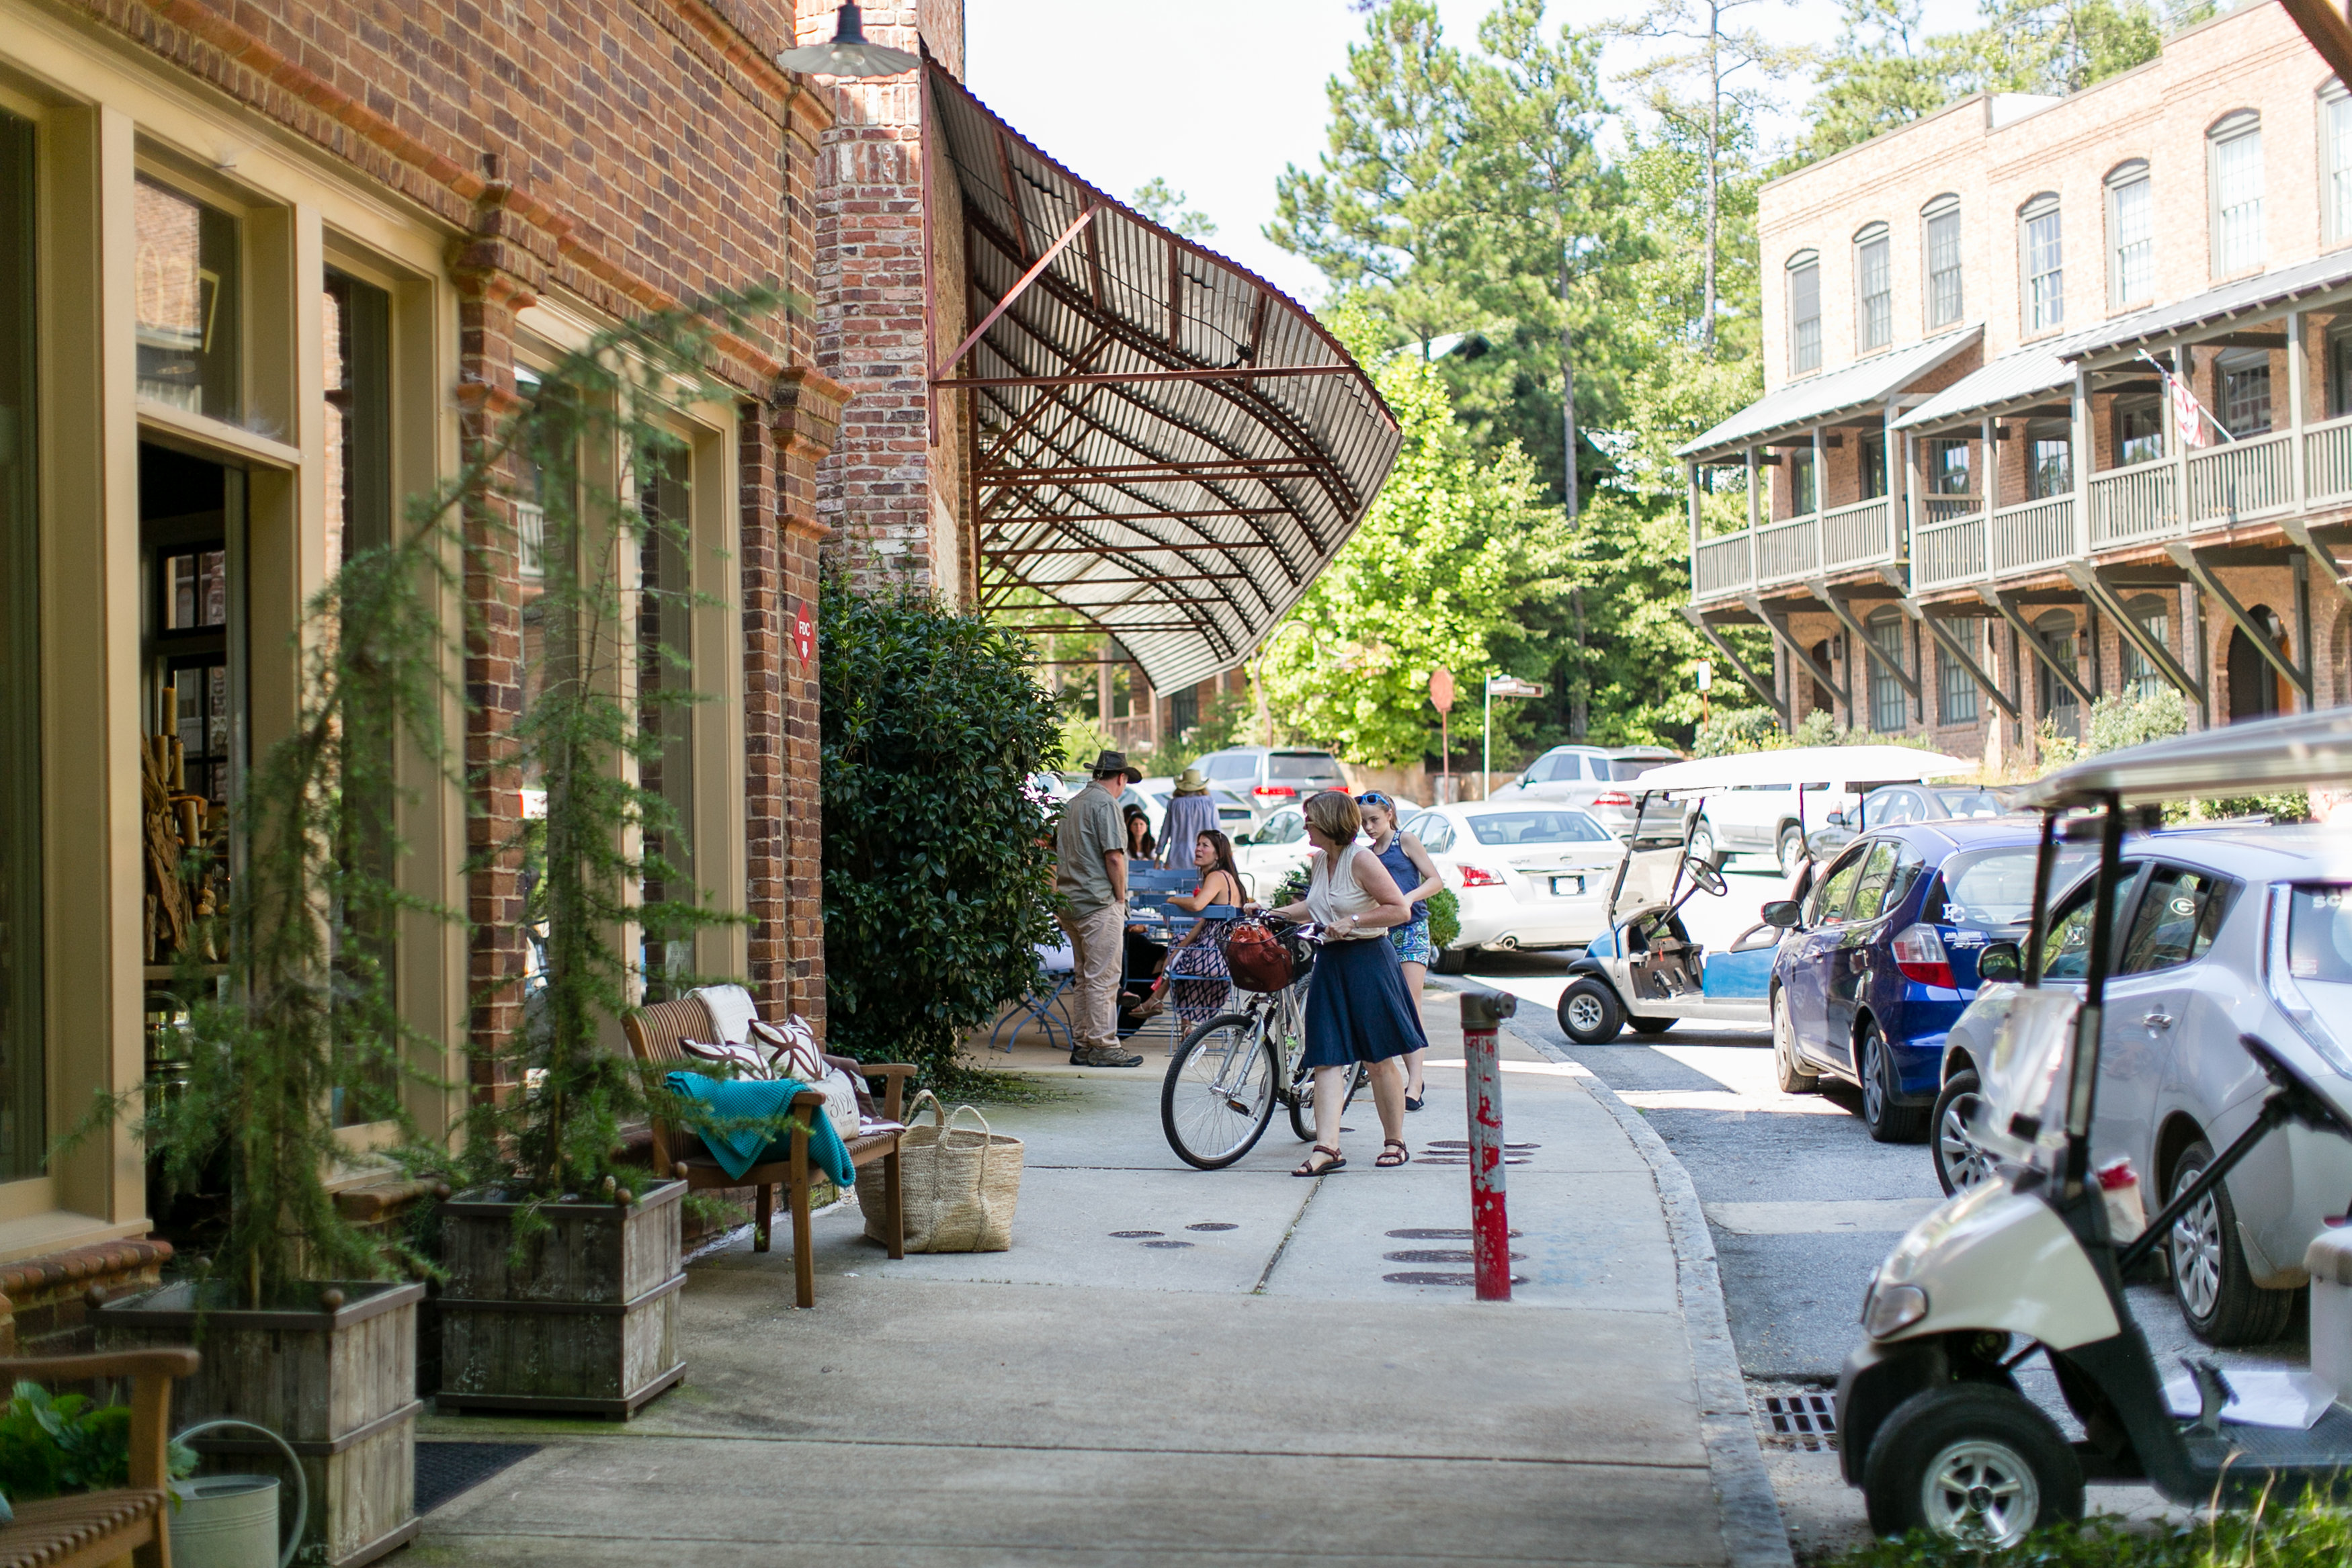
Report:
1776,824,1806,877
1557,978,1624,1044
1862,1383,2081,1549
2168,1138,2299,1346
1931,1070,1995,1196
1687,818,1722,870
1860,1019,1929,1144
1771,988,1818,1094
1432,946,1470,975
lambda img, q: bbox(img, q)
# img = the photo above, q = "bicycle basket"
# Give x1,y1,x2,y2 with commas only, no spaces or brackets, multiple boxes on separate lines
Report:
1279,924,1317,987
1222,919,1294,993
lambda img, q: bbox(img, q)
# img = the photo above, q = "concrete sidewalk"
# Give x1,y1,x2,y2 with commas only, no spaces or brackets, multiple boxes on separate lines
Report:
415,999,1792,1566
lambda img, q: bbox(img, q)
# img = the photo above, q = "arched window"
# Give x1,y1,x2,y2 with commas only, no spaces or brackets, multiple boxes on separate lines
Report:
2019,194,2063,334
1921,195,1962,329
2105,160,2152,305
1854,222,1892,351
2210,110,2265,276
1788,250,1822,374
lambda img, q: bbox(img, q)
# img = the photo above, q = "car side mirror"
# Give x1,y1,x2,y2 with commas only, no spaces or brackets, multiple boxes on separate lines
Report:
1825,810,1849,828
1761,900,1800,930
1978,941,2022,982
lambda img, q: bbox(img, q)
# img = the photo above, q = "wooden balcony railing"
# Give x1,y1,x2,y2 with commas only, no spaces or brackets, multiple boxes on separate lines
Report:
2087,456,2175,547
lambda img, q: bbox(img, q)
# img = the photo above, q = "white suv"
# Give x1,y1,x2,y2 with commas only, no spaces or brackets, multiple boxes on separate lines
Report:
1193,747,1349,830
1493,745,1679,837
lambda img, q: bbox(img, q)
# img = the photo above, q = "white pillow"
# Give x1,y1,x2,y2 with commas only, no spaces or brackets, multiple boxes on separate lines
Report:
692,984,759,1047
749,1016,826,1082
679,1038,769,1079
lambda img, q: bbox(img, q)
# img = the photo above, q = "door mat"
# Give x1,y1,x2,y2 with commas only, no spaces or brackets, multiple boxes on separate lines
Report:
416,1441,543,1514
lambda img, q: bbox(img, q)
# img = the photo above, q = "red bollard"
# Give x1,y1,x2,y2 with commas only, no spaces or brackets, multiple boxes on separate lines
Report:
1460,990,1517,1302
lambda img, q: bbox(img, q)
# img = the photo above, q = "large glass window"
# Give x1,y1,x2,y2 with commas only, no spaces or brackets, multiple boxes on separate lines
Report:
2021,195,2063,334
1927,439,1972,496
2120,594,2171,703
1788,253,1822,374
1937,631,1979,726
2210,112,2265,277
1855,224,1892,351
2028,427,2072,498
2035,611,2078,728
1923,196,1962,329
0,110,40,1177
133,177,239,420
2328,88,2352,243
1787,444,1817,515
2107,163,2152,305
1859,436,1887,500
2115,398,2164,466
636,449,696,999
1866,613,1906,733
2219,350,2273,436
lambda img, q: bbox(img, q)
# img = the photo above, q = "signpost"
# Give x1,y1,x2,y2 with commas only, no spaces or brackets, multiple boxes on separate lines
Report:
1696,660,1712,726
1482,674,1548,801
1429,667,1456,800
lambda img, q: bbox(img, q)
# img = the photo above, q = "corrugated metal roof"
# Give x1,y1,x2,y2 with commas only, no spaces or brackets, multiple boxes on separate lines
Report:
1674,326,1980,460
1892,322,2109,431
2060,251,2352,361
928,67,1401,692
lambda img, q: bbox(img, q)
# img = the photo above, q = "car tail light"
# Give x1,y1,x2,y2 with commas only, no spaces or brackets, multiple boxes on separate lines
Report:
1590,791,1633,808
1892,923,1954,988
1253,785,1296,798
1458,865,1505,889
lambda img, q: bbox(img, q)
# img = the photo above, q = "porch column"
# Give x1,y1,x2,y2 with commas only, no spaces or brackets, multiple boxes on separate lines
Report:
1882,398,1901,562
1980,415,1997,578
2290,310,2309,515
1811,425,1826,573
2175,345,2194,535
2071,364,2091,556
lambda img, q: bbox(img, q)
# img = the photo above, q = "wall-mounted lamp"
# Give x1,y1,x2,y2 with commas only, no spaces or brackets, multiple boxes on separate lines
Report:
776,3,919,78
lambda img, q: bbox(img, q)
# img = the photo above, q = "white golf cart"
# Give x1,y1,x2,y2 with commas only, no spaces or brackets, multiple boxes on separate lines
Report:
1838,709,2352,1545
1554,746,1975,1044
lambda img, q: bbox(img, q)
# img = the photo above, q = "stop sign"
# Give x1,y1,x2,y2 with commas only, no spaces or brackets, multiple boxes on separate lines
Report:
1429,666,1456,714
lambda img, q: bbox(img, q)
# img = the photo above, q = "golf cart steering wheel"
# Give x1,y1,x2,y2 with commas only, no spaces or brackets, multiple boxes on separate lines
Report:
1683,855,1727,898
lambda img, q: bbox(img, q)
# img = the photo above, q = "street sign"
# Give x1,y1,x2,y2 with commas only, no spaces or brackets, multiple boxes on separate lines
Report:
1695,661,1713,693
1485,675,1547,699
1429,666,1455,713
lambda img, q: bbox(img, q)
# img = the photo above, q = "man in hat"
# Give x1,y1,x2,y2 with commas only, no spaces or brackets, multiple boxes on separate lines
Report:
1158,765,1220,867
1054,749,1144,1067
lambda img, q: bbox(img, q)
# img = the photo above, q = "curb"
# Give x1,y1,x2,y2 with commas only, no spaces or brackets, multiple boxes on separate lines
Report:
1507,1020,1796,1568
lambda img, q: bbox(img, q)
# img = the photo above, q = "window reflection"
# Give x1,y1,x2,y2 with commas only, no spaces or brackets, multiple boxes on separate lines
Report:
133,177,239,419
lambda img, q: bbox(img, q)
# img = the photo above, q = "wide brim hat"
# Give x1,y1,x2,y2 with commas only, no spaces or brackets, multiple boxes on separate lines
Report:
1173,767,1209,794
1090,748,1143,782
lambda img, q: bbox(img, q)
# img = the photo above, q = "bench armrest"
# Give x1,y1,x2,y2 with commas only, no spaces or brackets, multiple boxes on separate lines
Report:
850,1062,917,1122
0,1350,199,1491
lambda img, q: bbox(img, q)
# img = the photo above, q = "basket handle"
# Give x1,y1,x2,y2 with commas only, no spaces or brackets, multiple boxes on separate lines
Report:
943,1102,993,1137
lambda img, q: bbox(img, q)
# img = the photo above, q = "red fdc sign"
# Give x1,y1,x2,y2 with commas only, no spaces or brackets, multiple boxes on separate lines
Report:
791,600,816,667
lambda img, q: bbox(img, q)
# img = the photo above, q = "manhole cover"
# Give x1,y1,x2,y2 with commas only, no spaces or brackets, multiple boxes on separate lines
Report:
1751,1383,1839,1452
1185,1223,1238,1231
1109,1230,1163,1238
1142,1239,1193,1250
1382,1271,1531,1287
1386,1228,1524,1239
1384,1249,1527,1264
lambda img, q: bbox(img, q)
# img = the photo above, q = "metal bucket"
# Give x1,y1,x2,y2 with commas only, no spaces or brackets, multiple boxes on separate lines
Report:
168,1475,280,1568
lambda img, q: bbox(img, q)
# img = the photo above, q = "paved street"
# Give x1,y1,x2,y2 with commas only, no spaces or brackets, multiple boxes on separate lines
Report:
413,997,1788,1567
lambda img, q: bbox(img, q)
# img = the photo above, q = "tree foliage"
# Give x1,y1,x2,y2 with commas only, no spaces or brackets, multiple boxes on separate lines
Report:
821,580,1063,1085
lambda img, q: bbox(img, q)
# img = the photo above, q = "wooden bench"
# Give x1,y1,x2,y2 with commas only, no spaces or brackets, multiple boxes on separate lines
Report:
0,1348,200,1568
623,997,911,1308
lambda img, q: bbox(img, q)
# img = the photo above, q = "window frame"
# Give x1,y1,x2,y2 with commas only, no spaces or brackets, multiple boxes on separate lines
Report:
2105,160,2152,308
1936,623,1980,727
1921,195,1963,330
1865,611,1906,734
1854,222,1892,353
2325,83,2352,245
2019,193,2064,337
1788,250,1822,375
2208,110,2265,279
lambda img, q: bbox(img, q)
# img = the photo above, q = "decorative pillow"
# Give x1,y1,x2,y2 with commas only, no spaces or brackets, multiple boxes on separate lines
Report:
749,1016,825,1082
691,984,759,1047
679,1038,770,1080
812,1063,862,1142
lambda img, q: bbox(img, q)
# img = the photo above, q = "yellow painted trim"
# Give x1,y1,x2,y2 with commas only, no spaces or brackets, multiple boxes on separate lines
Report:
134,400,302,470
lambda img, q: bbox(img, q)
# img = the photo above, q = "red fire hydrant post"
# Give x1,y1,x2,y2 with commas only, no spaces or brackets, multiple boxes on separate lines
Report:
1460,989,1517,1301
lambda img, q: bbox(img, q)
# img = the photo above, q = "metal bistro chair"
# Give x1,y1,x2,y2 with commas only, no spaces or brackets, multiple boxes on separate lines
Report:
990,938,1078,1053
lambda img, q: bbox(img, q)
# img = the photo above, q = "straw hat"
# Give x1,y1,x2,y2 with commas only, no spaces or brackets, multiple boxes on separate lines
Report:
1173,767,1210,794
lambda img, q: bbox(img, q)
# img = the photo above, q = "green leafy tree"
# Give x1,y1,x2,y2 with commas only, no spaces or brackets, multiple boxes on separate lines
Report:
1130,178,1218,239
821,580,1063,1086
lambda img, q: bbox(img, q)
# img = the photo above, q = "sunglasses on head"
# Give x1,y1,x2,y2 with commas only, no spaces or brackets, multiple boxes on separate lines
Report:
1355,791,1392,808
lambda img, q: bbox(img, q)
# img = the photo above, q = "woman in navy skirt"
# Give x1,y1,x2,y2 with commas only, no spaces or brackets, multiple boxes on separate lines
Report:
1263,791,1427,1176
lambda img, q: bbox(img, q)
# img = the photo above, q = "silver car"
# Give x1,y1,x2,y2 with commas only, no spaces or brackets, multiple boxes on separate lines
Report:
1494,744,1681,837
1935,826,2352,1346
1193,746,1349,830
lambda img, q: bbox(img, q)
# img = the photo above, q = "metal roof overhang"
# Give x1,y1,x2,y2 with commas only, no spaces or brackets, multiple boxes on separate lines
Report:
926,67,1401,691
1674,326,1979,463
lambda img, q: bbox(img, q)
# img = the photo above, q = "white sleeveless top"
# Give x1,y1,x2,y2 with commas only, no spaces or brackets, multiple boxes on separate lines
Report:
1308,844,1382,937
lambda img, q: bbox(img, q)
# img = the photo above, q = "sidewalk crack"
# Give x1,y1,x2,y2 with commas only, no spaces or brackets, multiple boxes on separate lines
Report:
1251,1178,1322,1295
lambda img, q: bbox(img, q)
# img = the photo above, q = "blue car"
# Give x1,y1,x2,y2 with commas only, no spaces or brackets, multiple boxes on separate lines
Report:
1769,819,2095,1143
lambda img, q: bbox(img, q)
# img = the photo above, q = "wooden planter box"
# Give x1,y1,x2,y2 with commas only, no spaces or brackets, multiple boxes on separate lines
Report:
100,1278,423,1568
435,1178,685,1418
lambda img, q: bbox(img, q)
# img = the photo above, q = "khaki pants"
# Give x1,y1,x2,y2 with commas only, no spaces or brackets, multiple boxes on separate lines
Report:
1058,903,1125,1054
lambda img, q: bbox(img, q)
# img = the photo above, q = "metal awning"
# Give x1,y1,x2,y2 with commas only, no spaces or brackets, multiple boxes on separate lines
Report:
1675,326,1979,461
927,66,1401,691
1892,320,2119,433
2061,253,2352,366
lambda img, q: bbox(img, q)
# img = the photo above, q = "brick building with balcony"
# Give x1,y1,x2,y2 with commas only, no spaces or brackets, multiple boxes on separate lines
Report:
1679,3,2352,767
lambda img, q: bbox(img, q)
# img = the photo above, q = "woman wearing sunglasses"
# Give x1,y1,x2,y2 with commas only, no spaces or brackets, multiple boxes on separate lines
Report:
1357,791,1444,1111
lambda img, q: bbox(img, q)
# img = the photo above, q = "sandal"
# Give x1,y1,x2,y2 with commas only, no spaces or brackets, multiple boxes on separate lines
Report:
1404,1093,1425,1113
1293,1145,1345,1178
1376,1139,1410,1168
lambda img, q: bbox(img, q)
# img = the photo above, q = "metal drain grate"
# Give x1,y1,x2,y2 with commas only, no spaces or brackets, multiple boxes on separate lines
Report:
1387,1227,1523,1239
1383,1271,1532,1287
1751,1384,1839,1452
416,1442,541,1514
1385,1248,1527,1264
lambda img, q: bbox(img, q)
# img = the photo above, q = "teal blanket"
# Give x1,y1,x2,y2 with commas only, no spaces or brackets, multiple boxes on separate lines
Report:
663,1072,855,1186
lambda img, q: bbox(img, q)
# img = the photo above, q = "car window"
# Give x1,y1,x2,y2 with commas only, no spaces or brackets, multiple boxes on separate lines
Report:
2040,867,2140,981
1269,752,1338,781
1930,844,2096,927
1410,813,1456,853
1464,810,1611,846
1809,845,1870,924
1847,842,1905,922
1936,789,2005,819
2119,865,2233,974
2289,885,2352,981
1523,753,1565,785
1268,810,1306,844
1865,789,1923,826
1204,754,1253,781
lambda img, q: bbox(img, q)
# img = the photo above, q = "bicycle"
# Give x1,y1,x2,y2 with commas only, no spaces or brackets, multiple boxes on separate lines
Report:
1159,919,1368,1170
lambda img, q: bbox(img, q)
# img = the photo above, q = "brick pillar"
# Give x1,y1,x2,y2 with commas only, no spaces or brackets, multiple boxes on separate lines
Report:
772,367,847,1036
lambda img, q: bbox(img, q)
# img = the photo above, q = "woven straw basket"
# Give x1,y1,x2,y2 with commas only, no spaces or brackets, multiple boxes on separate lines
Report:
862,1090,1024,1252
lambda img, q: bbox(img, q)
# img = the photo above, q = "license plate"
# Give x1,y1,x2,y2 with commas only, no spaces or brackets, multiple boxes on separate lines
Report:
1550,875,1585,897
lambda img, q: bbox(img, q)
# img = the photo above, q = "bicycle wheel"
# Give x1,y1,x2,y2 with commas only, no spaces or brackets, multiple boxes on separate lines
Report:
1286,1058,1370,1141
1163,1013,1279,1169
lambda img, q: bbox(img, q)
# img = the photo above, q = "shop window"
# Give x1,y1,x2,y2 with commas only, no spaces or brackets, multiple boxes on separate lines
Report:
1855,224,1892,352
2027,426,2072,499
133,177,239,421
1788,252,1821,374
1922,195,1962,329
2120,594,2171,703
2106,161,2152,305
1866,612,1906,734
2021,195,2063,335
2114,398,2164,466
0,109,40,1176
2327,85,2352,243
2210,111,2265,277
2219,349,2272,436
636,449,696,999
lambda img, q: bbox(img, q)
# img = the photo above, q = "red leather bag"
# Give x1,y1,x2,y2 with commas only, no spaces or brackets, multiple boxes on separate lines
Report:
1221,919,1294,994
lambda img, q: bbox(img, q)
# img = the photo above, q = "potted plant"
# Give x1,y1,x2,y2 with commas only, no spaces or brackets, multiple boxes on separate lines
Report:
431,298,772,1418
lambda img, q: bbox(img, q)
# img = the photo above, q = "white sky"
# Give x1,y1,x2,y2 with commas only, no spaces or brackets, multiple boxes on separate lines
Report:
963,0,1851,308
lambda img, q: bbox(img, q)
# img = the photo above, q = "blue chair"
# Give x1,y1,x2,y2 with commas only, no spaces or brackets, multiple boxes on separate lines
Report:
989,938,1077,1053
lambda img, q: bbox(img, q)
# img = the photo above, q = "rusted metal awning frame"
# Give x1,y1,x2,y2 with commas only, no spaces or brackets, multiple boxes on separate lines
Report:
926,65,1401,691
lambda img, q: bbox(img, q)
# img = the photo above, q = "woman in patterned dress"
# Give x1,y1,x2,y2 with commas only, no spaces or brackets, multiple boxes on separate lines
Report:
1161,829,1246,1025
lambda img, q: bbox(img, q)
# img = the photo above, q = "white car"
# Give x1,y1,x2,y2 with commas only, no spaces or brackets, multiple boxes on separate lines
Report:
1404,802,1625,973
1232,804,1316,901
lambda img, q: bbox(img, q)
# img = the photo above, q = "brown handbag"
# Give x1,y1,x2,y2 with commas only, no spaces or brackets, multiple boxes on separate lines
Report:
1221,918,1294,993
